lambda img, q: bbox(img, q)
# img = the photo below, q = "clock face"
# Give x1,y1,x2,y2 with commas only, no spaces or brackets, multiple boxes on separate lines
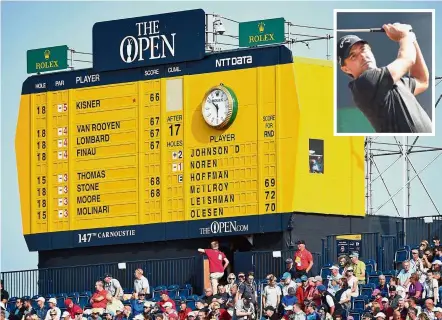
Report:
202,86,238,129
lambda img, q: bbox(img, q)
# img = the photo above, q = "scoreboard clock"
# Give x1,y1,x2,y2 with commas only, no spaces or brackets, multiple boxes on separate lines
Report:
202,84,238,129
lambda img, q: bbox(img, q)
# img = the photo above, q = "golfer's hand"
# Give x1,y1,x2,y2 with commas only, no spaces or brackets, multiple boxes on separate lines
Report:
383,23,412,42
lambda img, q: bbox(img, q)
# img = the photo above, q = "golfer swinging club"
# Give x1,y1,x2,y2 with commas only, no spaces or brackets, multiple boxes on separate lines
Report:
337,23,432,133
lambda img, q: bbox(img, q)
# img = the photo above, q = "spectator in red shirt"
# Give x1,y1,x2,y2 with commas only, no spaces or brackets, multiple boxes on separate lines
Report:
90,281,109,311
178,301,191,320
158,291,176,312
64,299,82,319
198,241,230,294
293,240,314,278
294,279,305,307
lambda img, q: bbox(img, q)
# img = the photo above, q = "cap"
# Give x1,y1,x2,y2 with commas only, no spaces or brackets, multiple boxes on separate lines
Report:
349,252,359,258
281,272,291,280
163,302,173,308
347,266,354,271
284,305,293,311
317,285,326,292
295,278,302,283
374,312,386,319
432,260,442,265
337,35,368,66
285,258,293,264
188,312,197,318
434,307,442,313
264,306,275,312
372,289,381,296
330,265,340,271
389,286,396,291
433,235,440,241
62,311,70,318
49,298,57,304
91,308,101,314
37,297,45,303
301,275,308,281
180,300,187,304
134,315,144,320
296,240,306,245
362,313,372,319
314,276,322,282
381,298,388,302
104,273,112,278
160,290,169,295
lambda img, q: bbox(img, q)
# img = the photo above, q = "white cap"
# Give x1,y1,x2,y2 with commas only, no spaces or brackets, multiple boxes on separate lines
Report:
375,313,386,318
62,311,70,318
37,297,45,302
49,298,57,304
134,315,144,320
381,298,388,302
330,266,339,270
284,306,293,311
432,260,442,265
163,302,173,308
434,308,442,313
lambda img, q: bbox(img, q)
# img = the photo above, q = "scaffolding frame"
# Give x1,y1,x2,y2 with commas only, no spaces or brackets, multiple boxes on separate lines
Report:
365,77,442,218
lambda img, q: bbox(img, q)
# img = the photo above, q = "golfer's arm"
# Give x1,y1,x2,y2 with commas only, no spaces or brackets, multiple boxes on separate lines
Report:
409,38,429,95
387,35,416,84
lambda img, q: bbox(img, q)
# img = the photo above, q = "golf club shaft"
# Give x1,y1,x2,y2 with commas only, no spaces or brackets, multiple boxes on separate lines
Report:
337,27,412,33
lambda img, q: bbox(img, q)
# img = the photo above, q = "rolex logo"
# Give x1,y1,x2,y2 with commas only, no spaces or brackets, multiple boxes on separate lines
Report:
258,22,265,33
44,50,50,60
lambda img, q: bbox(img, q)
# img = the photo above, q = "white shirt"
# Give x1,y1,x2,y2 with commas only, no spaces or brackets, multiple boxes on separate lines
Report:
134,276,150,294
325,295,335,308
347,276,359,296
44,307,61,320
263,285,282,308
105,278,123,297
282,281,297,296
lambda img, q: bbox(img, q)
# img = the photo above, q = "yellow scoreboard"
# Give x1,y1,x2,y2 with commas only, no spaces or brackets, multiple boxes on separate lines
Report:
15,46,365,250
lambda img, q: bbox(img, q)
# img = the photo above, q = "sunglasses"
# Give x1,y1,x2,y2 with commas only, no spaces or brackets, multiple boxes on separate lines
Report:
228,278,236,280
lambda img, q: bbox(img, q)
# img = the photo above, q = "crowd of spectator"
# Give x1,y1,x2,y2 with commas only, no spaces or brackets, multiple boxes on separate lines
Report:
0,237,441,320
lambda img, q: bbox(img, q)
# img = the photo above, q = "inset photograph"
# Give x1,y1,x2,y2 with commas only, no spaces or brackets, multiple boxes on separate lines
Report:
309,139,324,174
334,9,435,136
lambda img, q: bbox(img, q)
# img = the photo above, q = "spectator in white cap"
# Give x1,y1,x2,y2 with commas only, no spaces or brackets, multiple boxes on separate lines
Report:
349,252,366,284
62,311,71,320
35,297,47,320
434,307,442,320
327,265,342,295
374,312,386,319
45,298,61,320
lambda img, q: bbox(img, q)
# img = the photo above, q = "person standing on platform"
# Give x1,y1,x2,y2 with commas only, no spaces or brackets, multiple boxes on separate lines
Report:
293,240,314,278
198,241,230,294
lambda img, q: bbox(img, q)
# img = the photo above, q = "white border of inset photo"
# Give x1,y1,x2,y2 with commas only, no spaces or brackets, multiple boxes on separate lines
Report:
333,9,436,137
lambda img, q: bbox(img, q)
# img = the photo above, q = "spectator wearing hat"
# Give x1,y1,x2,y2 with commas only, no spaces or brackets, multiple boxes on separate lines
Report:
389,286,401,309
208,301,231,320
0,281,8,305
103,274,124,300
349,252,366,284
159,291,176,313
345,267,359,298
91,281,109,313
262,275,281,310
163,302,178,319
62,311,71,320
45,298,61,320
131,293,146,316
133,269,150,299
35,297,47,320
374,312,386,320
198,241,230,295
285,259,298,280
178,301,192,320
317,285,343,317
294,279,305,306
263,306,278,320
327,267,342,296
186,312,197,320
281,287,298,315
434,307,442,320
88,308,102,320
235,294,255,320
281,272,297,297
64,298,82,319
293,241,314,279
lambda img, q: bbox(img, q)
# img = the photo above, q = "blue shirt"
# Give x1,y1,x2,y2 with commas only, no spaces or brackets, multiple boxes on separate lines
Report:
130,299,145,316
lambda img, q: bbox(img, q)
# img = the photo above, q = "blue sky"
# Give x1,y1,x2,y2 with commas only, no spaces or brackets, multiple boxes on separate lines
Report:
1,1,441,272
